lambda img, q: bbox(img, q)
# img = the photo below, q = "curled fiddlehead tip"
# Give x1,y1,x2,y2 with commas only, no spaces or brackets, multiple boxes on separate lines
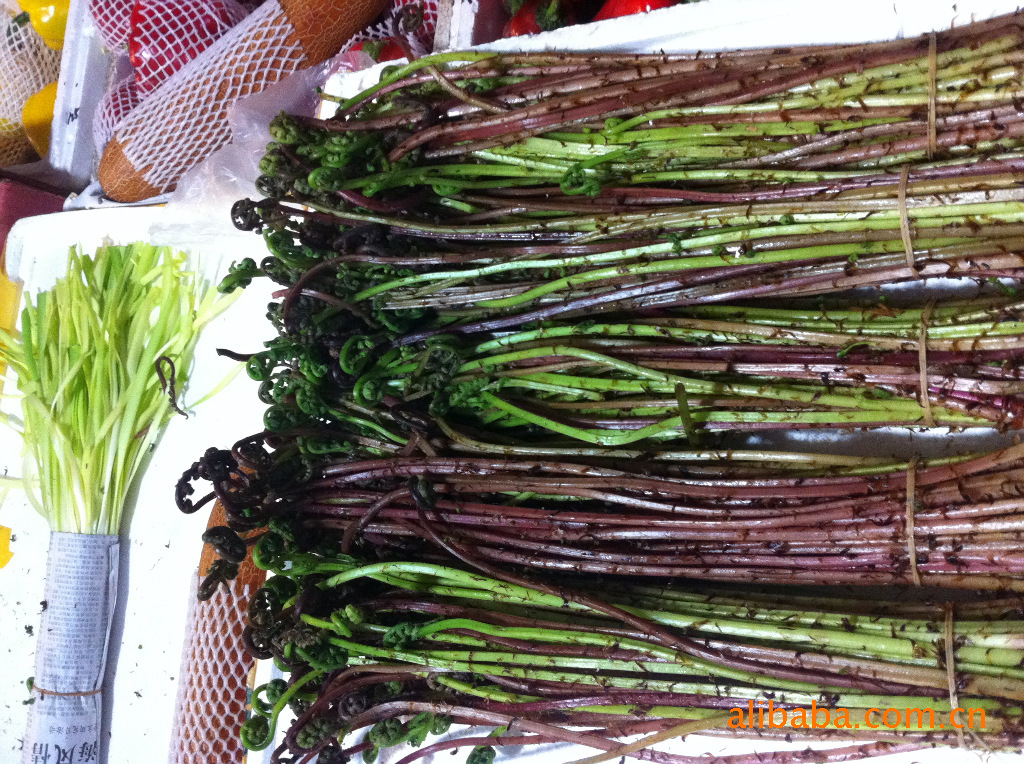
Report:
295,717,338,750
430,714,454,735
253,679,288,716
405,712,439,747
266,572,300,599
252,532,287,570
339,335,377,377
308,167,346,193
259,149,289,180
232,198,266,232
337,690,370,722
382,621,419,649
175,462,205,514
242,624,275,661
560,163,605,197
269,112,308,145
255,173,294,200
298,640,349,672
232,431,273,471
264,404,309,433
201,526,247,564
344,604,365,625
240,715,274,751
352,374,387,407
219,258,262,294
368,718,408,748
248,588,281,632
198,559,240,601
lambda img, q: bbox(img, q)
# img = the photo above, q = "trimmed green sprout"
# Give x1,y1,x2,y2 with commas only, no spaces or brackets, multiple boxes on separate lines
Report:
0,242,229,534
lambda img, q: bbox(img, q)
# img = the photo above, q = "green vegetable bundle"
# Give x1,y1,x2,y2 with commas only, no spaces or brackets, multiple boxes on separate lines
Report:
186,10,1024,763
229,12,1024,336
0,242,224,533
234,535,1024,763
1,242,226,762
180,438,1024,591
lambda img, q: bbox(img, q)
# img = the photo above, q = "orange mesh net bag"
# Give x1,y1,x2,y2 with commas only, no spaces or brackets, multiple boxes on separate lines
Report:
168,506,266,764
168,573,265,763
91,0,248,159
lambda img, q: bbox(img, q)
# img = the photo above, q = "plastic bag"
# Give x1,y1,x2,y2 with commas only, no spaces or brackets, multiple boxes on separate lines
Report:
148,0,440,235
92,54,139,157
148,54,333,251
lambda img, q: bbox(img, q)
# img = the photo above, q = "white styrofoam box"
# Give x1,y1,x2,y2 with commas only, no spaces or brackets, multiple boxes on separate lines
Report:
323,0,1024,122
440,0,506,49
49,0,110,191
437,0,1024,52
477,0,1024,52
0,206,277,764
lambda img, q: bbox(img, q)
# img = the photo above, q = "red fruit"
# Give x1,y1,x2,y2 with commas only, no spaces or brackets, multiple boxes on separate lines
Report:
90,0,134,49
503,0,542,36
94,75,141,153
502,0,572,37
128,0,247,96
350,39,406,62
592,0,675,21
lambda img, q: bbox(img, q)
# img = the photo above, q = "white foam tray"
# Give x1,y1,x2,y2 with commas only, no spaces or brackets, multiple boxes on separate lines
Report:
334,0,1024,93
48,0,109,191
0,207,277,764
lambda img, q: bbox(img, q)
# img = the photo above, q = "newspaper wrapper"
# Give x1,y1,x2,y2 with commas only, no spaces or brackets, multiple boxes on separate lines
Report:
22,532,119,764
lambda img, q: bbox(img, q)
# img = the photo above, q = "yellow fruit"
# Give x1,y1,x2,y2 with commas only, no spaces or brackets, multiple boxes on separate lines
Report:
21,81,57,159
0,270,18,335
0,267,20,387
16,0,67,49
0,121,35,168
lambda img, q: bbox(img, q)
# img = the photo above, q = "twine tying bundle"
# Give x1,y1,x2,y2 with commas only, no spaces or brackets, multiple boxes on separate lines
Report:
905,457,922,586
32,684,101,698
927,33,938,159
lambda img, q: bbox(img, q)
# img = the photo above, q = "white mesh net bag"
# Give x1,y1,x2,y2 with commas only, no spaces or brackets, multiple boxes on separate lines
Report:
127,0,249,96
92,55,140,157
169,501,267,764
0,7,61,166
99,0,390,201
100,0,305,199
89,0,134,50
